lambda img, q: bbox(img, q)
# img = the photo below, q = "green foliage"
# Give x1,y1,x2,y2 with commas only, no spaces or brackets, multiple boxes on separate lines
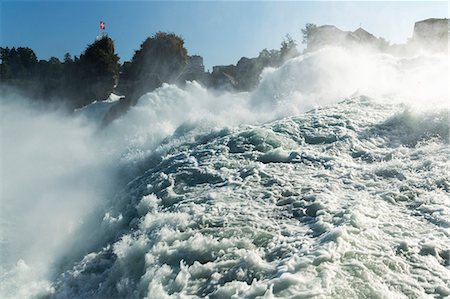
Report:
121,32,188,99
230,35,299,91
64,52,73,64
0,28,310,108
301,23,317,44
258,48,280,67
280,34,298,62
17,47,38,70
0,46,37,80
79,37,119,80
66,36,120,107
0,37,120,108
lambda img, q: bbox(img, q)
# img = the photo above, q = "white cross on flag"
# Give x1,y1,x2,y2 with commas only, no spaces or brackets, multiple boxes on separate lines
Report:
100,21,105,30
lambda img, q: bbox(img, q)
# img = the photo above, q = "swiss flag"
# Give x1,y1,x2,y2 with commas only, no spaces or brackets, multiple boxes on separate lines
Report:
100,21,105,30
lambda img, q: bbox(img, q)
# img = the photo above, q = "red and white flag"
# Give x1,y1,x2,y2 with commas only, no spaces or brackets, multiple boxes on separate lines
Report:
100,21,105,30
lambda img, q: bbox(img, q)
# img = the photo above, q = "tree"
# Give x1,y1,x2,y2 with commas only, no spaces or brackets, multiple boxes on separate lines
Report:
301,23,317,45
70,36,120,107
35,57,63,100
0,47,9,63
47,57,63,77
64,52,73,64
0,47,37,80
0,47,11,80
280,34,299,62
17,47,37,70
258,48,279,67
121,32,188,100
0,39,121,108
0,62,10,80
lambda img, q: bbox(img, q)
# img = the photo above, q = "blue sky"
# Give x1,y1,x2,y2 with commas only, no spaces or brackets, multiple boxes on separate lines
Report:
1,1,448,70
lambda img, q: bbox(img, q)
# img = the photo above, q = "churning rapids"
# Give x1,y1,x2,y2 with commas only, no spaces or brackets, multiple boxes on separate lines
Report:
0,47,449,298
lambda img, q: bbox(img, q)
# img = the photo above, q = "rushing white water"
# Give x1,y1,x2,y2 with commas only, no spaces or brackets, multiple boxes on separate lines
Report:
0,47,448,298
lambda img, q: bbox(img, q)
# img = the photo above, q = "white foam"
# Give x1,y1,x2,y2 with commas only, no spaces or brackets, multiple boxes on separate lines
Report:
1,45,448,298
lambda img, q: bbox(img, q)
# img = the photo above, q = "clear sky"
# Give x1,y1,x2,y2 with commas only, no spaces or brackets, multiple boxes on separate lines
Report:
1,1,448,70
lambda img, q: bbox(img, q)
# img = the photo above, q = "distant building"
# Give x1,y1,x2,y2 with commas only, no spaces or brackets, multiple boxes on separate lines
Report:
186,55,205,74
305,25,388,52
352,27,378,44
413,18,448,51
211,65,237,89
235,57,262,91
305,25,349,51
180,55,209,85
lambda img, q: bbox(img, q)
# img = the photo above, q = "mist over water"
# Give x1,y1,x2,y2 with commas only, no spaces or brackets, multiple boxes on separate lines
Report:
0,46,449,298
